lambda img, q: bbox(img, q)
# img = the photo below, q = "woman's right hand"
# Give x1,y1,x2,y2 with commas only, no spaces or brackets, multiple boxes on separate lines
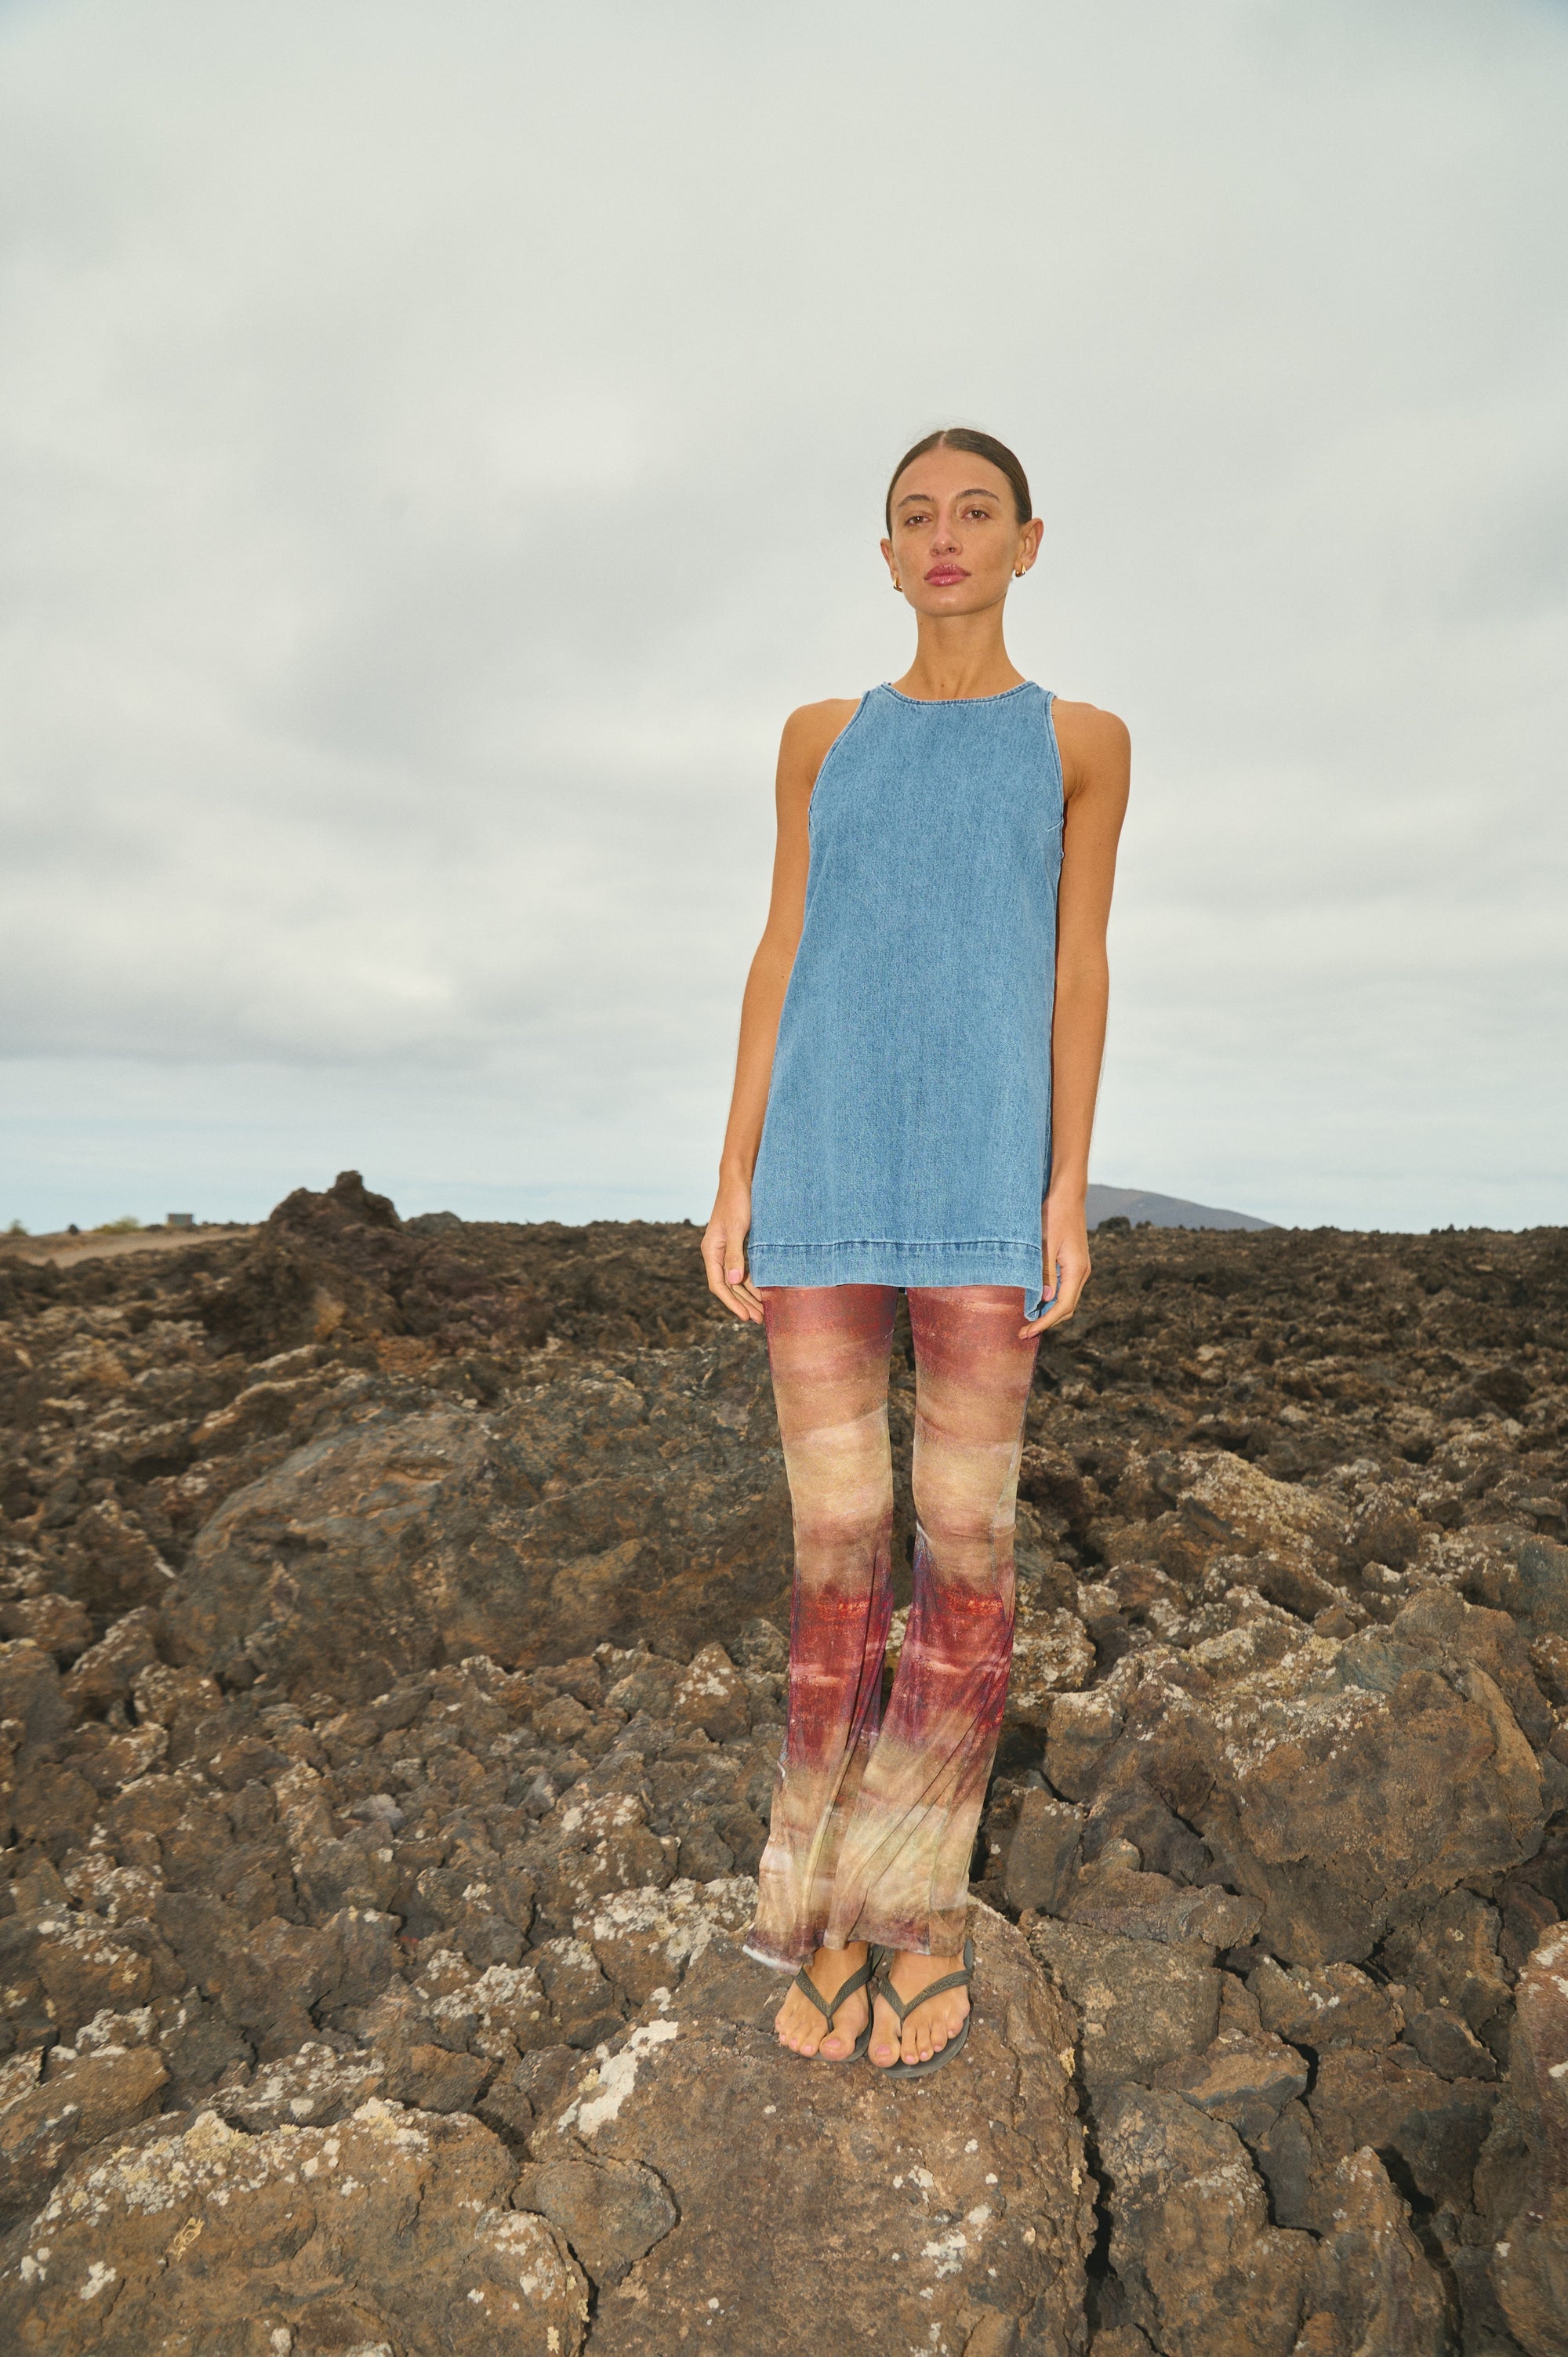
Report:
702,1178,766,1324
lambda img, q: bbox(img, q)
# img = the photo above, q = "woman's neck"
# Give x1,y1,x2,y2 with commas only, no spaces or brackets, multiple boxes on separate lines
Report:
891,612,1025,703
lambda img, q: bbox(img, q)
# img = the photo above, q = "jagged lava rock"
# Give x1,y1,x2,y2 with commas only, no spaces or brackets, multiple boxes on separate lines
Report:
1143,1601,1547,1963
0,2097,588,2355
4,1192,1568,2353
542,1900,1092,2357
1480,1920,1568,2357
163,1339,792,1698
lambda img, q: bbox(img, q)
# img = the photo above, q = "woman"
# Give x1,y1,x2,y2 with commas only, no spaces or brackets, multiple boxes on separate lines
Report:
702,427,1129,2075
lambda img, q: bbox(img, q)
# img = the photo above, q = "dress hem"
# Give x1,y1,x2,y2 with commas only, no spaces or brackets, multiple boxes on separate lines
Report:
748,1237,1047,1319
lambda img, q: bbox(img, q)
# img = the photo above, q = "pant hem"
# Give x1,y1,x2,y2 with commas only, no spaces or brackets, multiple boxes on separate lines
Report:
743,1907,970,1971
742,1938,814,1972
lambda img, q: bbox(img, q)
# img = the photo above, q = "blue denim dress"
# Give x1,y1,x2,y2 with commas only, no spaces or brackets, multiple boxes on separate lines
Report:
748,681,1064,1318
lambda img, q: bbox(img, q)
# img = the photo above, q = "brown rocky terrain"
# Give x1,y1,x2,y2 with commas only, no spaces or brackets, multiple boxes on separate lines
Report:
1,1170,1564,2355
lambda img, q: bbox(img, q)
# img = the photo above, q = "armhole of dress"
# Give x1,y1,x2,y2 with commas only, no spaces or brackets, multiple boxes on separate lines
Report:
806,689,872,830
1041,688,1066,826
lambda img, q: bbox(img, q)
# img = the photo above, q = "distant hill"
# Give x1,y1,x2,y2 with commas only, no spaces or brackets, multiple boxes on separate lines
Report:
1086,1183,1276,1233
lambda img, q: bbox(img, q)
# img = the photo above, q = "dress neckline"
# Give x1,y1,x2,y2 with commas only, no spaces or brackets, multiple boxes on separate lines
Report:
879,679,1036,708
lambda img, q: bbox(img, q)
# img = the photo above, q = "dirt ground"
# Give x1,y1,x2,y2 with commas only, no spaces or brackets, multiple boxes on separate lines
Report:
0,1223,256,1269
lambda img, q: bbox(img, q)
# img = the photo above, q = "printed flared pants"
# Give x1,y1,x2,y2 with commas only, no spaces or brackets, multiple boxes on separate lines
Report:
745,1284,1040,1968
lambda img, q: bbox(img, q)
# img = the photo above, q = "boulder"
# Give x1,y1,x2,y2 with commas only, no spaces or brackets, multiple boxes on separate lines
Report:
1249,1956,1404,2050
1193,1614,1546,1962
575,1873,758,2007
211,2040,386,2132
1484,1923,1568,2357
539,1900,1092,2355
162,1333,793,1699
1295,2147,1451,2355
1062,1853,1262,1951
1178,1451,1345,1562
1002,1789,1084,1915
1404,2003,1498,2081
1023,1916,1221,2093
1379,1886,1515,2055
671,1641,750,1742
1512,1538,1568,1640
1097,2085,1312,2357
513,2151,677,2287
1307,2043,1497,2209
0,2043,167,2225
59,1608,162,1716
27,1910,153,2037
1152,2027,1308,2143
0,2099,589,2355
1045,1687,1126,1801
1006,1606,1096,1728
0,1594,91,1661
0,1640,71,1762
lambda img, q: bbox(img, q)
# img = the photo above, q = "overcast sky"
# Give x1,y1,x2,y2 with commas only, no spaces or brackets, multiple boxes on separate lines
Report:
2,0,1565,1235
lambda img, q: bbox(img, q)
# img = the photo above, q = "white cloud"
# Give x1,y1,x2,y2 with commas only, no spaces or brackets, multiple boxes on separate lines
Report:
2,0,1565,1230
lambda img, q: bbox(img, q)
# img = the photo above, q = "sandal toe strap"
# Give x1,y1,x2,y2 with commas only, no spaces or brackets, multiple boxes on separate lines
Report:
792,1956,873,2028
789,1966,834,2024
876,1938,975,2025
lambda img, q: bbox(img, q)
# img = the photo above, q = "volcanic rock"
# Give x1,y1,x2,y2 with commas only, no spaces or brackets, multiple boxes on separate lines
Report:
540,1899,1092,2356
0,2098,588,2354
1479,1920,1568,2355
1024,1916,1222,2094
1096,2085,1312,2357
1294,2146,1450,2355
2,1187,1566,2351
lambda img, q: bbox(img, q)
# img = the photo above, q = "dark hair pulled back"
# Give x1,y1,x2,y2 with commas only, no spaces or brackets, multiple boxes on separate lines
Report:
884,426,1032,535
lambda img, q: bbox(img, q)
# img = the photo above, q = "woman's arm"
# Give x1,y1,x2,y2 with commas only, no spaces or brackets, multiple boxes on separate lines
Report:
1024,699,1131,1338
702,699,860,1322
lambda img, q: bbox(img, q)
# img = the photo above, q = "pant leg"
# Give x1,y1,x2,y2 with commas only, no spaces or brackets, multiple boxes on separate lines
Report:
744,1283,898,1969
822,1284,1040,1957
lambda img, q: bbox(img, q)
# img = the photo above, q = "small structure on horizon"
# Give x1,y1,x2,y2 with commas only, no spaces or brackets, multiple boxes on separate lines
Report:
166,1212,194,1229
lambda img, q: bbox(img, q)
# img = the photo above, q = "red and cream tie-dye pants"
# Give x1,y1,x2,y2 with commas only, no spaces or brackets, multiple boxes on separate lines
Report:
745,1284,1041,1969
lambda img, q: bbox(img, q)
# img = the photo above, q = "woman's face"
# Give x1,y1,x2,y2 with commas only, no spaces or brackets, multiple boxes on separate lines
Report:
881,447,1040,614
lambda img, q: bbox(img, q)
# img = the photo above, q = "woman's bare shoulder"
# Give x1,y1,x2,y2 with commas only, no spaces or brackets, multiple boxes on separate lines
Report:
782,695,863,755
778,696,864,796
1051,697,1131,800
1051,695,1131,755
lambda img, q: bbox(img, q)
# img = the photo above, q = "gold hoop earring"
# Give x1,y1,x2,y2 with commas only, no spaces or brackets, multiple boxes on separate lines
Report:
1014,565,1026,579
891,576,902,592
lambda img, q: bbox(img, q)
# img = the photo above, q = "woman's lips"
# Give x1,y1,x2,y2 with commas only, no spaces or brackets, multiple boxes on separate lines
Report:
924,566,968,585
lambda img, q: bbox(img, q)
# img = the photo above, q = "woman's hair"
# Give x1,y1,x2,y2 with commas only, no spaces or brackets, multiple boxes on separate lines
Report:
884,427,1032,535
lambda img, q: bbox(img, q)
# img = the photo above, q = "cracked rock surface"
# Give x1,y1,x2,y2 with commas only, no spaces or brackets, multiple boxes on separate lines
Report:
2,1176,1566,2353
547,1902,1091,2356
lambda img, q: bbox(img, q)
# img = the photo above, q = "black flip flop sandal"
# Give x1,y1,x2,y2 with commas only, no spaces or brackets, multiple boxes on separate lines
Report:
783,1948,880,2061
872,1937,975,2078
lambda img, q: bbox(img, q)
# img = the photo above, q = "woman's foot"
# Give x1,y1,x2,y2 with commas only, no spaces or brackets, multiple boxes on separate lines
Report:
869,1948,971,2068
774,1941,872,2059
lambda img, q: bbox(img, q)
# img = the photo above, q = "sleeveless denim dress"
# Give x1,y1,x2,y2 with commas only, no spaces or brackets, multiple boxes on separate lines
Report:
748,681,1065,1319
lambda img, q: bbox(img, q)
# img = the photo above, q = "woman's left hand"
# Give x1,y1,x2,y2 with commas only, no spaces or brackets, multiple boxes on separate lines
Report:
1021,1193,1092,1337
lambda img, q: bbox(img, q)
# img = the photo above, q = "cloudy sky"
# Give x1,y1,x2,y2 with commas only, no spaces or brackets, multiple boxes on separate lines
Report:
2,0,1565,1235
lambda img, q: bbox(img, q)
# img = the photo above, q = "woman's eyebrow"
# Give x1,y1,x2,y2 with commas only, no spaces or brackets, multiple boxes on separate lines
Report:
896,487,1001,507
